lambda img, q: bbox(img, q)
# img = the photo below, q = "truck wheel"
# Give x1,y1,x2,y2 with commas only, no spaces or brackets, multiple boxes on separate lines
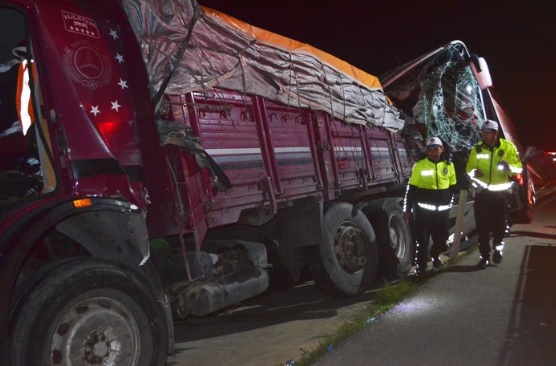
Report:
10,258,168,366
306,202,378,297
358,198,412,280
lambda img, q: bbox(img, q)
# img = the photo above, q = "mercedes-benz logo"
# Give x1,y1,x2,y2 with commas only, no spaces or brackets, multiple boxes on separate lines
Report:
74,46,104,79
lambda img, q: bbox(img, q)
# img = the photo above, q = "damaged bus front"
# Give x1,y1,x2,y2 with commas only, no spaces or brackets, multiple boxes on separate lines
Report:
380,40,535,233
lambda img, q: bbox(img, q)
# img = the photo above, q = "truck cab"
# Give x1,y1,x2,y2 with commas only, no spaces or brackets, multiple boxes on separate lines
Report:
0,1,171,365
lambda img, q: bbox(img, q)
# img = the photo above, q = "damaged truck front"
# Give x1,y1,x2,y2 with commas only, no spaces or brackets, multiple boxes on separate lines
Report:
1,0,418,364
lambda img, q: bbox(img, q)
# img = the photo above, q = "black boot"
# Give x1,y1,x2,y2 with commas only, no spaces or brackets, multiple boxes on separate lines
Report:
477,257,490,269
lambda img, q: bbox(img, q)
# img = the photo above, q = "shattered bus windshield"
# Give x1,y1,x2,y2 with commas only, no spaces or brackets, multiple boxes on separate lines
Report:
381,42,484,153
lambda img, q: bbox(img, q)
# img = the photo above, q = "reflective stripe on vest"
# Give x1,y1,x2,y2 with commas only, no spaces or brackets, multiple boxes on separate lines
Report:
469,176,514,192
417,202,452,211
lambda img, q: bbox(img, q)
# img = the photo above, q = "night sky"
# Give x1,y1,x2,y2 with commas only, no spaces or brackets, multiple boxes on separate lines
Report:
200,0,555,152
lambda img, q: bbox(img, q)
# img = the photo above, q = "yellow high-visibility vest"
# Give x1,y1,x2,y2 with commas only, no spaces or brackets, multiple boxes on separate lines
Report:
403,158,456,213
466,138,522,192
408,159,456,190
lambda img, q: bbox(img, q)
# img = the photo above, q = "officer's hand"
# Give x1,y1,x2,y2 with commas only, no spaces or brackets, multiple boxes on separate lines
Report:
498,160,510,173
474,169,484,178
403,212,411,221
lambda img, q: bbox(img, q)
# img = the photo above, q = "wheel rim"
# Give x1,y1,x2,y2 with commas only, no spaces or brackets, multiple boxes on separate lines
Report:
49,297,140,365
333,221,367,273
389,215,407,260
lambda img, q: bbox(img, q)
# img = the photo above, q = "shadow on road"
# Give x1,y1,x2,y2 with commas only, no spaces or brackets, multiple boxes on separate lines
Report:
173,236,480,344
511,231,556,240
173,278,384,343
441,265,482,273
497,245,556,366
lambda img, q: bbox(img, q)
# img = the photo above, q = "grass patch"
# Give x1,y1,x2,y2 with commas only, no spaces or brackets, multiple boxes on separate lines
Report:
289,280,417,366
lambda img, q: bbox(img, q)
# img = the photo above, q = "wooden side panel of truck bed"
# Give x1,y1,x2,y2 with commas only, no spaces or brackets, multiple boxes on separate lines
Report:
164,88,411,232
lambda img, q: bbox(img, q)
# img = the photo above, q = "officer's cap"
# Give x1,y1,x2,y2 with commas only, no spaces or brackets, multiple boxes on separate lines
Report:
426,136,443,147
482,120,499,132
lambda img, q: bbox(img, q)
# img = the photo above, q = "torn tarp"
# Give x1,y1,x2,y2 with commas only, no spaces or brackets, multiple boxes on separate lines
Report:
120,0,404,131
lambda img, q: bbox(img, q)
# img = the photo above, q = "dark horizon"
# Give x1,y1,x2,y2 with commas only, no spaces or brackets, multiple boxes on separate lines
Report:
200,0,555,152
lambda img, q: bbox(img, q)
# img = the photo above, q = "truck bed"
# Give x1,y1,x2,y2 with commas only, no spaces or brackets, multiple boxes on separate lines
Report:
149,88,415,238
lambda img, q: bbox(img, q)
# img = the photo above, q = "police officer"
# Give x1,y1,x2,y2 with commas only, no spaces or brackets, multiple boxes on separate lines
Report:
404,136,457,275
466,120,522,269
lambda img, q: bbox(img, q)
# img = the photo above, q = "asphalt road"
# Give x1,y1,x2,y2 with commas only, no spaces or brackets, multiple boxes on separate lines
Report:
314,185,556,366
167,184,556,366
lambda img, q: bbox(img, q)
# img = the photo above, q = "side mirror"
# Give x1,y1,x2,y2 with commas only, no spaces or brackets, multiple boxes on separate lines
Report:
470,55,492,90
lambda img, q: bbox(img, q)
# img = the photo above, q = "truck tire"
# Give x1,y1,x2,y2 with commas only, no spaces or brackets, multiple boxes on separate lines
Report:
10,258,168,366
306,202,378,297
358,198,413,280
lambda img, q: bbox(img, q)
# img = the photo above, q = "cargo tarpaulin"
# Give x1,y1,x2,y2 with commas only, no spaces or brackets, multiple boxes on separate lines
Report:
121,0,404,131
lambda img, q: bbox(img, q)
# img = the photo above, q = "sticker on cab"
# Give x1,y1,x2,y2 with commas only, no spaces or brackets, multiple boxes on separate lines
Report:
62,10,100,39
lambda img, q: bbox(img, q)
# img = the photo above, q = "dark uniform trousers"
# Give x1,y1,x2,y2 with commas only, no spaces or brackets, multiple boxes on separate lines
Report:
414,206,450,268
474,190,507,259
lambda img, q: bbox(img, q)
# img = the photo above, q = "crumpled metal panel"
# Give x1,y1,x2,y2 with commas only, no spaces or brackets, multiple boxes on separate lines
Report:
120,0,404,131
380,41,485,152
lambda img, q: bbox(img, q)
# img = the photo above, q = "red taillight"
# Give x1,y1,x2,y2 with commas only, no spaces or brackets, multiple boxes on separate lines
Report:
514,173,524,186
96,120,119,146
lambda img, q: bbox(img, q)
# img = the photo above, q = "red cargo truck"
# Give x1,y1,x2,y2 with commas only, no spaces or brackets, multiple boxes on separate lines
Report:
0,1,480,365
